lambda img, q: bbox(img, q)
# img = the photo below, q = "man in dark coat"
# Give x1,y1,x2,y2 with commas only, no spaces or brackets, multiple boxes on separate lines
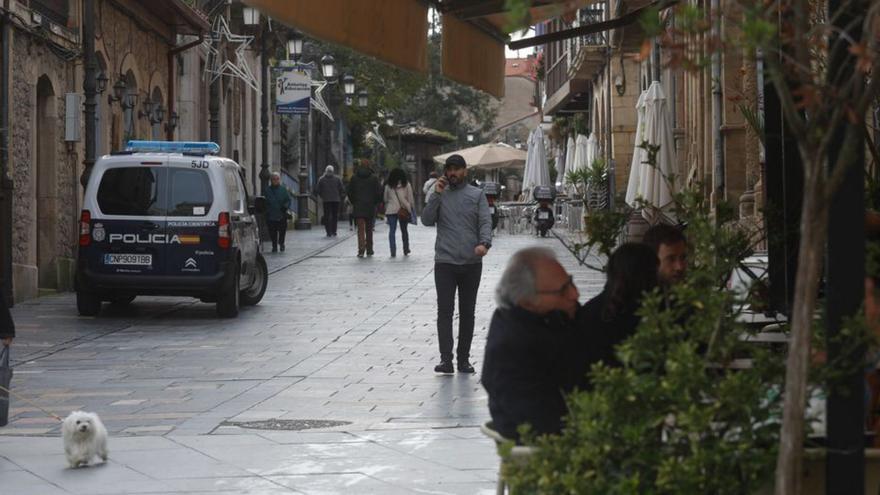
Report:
315,165,346,237
0,294,12,347
482,247,581,442
265,172,292,252
346,161,382,257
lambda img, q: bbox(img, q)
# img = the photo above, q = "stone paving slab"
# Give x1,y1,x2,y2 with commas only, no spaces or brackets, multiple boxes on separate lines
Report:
0,223,605,494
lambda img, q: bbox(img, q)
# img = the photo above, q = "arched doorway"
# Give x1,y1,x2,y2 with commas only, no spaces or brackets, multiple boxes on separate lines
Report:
122,70,138,144
35,75,57,290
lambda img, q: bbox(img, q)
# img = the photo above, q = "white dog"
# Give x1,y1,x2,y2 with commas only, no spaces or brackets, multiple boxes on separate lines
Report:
62,411,108,468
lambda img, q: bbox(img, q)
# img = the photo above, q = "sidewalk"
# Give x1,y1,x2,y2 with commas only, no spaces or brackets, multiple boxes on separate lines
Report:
0,223,605,494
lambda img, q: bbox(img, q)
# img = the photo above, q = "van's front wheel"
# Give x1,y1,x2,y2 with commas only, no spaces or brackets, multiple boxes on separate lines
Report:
241,254,268,306
77,291,102,316
217,263,240,318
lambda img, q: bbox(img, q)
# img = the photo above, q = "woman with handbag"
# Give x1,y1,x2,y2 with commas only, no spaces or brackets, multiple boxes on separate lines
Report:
383,168,415,258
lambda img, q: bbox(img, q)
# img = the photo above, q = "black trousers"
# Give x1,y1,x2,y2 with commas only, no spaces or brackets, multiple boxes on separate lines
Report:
268,219,287,248
434,262,483,363
323,201,340,235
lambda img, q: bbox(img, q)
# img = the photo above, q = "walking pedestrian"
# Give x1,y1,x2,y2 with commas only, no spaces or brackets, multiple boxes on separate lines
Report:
265,172,291,253
421,154,492,374
383,168,415,257
422,171,439,206
0,293,13,348
315,165,346,237
346,160,382,257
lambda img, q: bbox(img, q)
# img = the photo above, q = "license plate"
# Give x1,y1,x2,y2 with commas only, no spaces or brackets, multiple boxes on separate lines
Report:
104,254,152,266
538,212,550,220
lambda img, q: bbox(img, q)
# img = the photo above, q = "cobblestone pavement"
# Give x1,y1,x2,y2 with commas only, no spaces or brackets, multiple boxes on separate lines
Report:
0,222,604,494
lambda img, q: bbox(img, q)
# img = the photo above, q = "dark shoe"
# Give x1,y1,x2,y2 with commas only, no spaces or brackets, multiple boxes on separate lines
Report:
271,245,278,253
357,252,364,258
457,361,475,374
367,251,374,256
404,249,411,256
280,245,285,252
434,361,454,374
390,254,396,258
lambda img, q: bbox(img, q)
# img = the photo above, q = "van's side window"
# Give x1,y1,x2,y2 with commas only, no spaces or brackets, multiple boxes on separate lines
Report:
224,167,245,213
168,169,213,216
97,167,165,216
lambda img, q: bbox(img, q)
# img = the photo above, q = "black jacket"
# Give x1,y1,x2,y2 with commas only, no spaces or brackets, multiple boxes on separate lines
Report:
346,166,382,218
570,290,641,390
482,306,577,442
0,294,13,339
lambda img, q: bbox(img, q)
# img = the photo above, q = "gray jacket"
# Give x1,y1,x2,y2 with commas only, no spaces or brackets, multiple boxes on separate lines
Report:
421,182,492,265
316,173,345,203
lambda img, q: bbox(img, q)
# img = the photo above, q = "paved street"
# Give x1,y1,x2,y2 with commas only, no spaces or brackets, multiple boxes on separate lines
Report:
0,222,604,494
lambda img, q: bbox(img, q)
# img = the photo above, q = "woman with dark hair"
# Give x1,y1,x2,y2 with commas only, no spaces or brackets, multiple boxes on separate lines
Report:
570,242,659,389
383,168,415,257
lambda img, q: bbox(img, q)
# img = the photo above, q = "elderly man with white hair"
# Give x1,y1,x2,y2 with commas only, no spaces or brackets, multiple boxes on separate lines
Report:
481,247,580,442
265,172,291,252
315,165,346,237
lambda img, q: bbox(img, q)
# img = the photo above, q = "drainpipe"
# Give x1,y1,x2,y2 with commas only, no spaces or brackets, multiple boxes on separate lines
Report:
710,0,724,204
167,34,203,141
82,0,96,189
606,46,614,211
0,0,12,304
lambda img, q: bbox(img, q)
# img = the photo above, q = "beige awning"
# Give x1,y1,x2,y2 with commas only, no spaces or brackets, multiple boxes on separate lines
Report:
241,0,595,98
434,143,527,170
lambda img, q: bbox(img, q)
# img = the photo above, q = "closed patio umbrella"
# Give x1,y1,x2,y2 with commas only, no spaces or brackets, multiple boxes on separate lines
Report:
522,127,550,196
625,90,648,208
627,81,675,223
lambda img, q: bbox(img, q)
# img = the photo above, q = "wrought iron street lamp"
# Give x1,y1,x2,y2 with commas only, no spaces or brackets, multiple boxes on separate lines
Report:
320,55,336,80
139,95,154,120
108,78,126,105
385,112,395,127
164,111,178,134
242,6,260,26
343,74,355,105
358,90,368,108
467,132,474,143
286,31,303,60
96,71,108,94
153,104,165,125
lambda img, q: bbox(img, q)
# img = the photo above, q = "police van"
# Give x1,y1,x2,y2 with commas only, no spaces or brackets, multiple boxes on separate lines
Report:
76,141,269,318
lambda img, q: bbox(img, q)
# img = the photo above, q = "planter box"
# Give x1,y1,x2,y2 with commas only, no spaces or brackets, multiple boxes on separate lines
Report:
756,449,880,494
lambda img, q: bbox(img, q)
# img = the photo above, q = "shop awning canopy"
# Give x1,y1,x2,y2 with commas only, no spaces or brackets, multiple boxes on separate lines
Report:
241,0,599,98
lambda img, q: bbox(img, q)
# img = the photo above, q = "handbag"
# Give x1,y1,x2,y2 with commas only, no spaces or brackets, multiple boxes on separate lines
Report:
0,345,11,427
393,187,411,223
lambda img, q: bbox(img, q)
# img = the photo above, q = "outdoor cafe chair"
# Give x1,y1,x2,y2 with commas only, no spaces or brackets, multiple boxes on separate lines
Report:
480,421,539,495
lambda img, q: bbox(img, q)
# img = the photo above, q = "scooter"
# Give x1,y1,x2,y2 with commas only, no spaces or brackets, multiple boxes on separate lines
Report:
533,185,556,237
482,182,500,230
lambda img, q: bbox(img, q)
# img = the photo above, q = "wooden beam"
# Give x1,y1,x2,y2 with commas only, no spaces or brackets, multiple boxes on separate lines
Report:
507,0,677,50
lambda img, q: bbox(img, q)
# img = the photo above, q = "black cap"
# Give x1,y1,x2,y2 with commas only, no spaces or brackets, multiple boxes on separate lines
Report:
444,154,467,169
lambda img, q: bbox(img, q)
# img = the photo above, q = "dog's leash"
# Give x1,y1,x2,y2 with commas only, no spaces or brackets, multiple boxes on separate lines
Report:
0,384,63,422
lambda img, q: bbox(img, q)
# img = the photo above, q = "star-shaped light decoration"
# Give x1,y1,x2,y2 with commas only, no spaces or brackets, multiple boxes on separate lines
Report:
202,15,260,92
310,80,334,122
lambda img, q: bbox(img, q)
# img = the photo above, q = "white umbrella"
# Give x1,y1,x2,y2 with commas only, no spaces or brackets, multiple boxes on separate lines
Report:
555,143,566,180
563,136,576,185
433,142,527,170
571,134,590,173
625,90,648,207
629,81,675,223
586,132,599,168
522,127,550,194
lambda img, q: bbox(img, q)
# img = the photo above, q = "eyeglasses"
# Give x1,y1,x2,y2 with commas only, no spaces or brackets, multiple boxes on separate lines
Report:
536,275,575,296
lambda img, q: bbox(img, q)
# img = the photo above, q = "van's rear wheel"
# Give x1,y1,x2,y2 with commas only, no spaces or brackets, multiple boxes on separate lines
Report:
241,254,268,306
217,263,240,318
77,291,102,316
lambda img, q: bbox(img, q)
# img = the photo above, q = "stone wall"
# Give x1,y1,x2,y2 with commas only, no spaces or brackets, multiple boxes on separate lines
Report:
10,28,75,300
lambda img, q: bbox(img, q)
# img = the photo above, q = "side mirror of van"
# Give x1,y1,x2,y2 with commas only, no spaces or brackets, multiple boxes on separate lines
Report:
249,196,267,215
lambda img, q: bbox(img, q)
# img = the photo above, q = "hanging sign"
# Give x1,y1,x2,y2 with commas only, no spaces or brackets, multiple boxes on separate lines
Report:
274,65,311,115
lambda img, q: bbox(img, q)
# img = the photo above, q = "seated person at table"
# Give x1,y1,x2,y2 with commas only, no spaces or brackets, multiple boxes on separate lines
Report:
572,243,659,390
482,247,580,442
643,223,688,288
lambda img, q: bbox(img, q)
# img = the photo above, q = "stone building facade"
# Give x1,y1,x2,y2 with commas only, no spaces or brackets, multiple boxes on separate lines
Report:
5,0,207,302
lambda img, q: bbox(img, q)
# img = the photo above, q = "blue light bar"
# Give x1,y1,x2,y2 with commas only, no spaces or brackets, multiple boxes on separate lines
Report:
125,140,221,155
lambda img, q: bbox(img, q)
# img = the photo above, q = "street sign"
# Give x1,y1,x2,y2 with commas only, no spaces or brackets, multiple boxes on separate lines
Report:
274,65,311,115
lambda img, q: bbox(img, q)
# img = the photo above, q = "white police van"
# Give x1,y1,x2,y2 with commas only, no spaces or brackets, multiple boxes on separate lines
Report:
76,141,269,318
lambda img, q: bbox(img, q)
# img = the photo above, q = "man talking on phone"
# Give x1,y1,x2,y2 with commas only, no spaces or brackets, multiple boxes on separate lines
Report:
421,154,493,374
